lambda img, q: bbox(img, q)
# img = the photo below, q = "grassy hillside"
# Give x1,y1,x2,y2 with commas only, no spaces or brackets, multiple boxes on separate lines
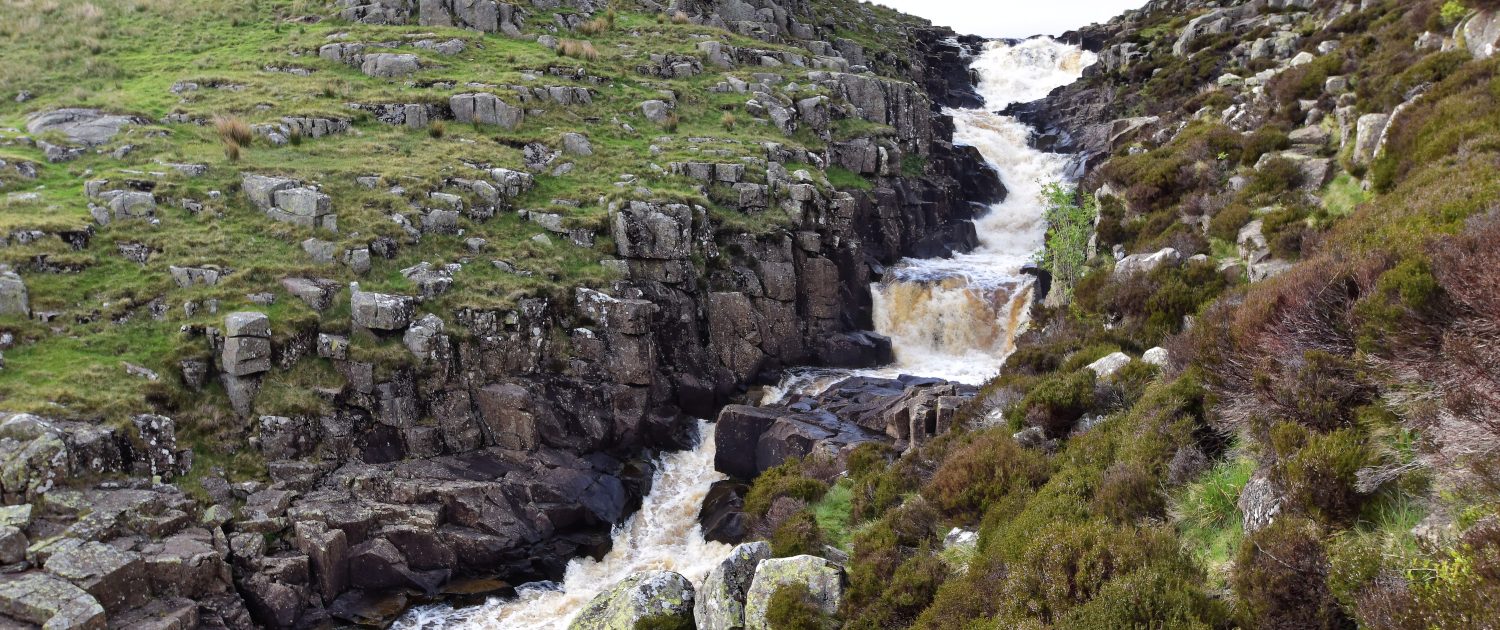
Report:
0,0,936,485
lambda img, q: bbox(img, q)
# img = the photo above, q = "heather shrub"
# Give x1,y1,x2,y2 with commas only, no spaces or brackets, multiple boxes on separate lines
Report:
1271,423,1376,523
744,458,829,518
1241,125,1290,165
999,521,1183,623
1055,560,1228,629
844,442,895,479
921,428,1050,521
1352,256,1442,353
1093,461,1165,522
848,449,920,522
846,501,940,614
1100,150,1192,211
1246,157,1305,198
1016,369,1097,437
770,509,825,557
1209,202,1253,242
1260,205,1310,260
1259,350,1371,432
766,584,837,630
845,547,949,630
1232,517,1350,629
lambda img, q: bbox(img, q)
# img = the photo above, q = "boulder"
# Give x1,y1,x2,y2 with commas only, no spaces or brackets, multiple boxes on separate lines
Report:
743,555,844,630
1237,219,1270,265
640,100,673,124
1113,247,1180,277
1085,352,1132,379
222,312,272,377
107,597,198,630
1142,347,1170,367
43,541,148,613
449,93,524,130
0,571,106,630
0,526,26,565
1465,9,1500,60
0,270,29,317
698,480,748,544
403,313,446,359
694,542,770,630
24,108,137,146
294,521,349,602
241,174,297,210
612,202,693,260
361,53,420,78
224,311,270,338
1239,473,1283,534
104,191,156,221
561,132,593,156
280,277,339,311
570,570,695,630
1352,113,1390,166
350,284,415,331
473,383,539,450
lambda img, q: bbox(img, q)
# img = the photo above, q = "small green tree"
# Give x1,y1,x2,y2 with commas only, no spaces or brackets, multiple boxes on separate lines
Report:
1037,182,1099,303
1441,0,1469,27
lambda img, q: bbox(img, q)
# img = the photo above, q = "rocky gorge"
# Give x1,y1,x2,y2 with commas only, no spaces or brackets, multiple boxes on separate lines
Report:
0,0,1011,626
8,0,1500,627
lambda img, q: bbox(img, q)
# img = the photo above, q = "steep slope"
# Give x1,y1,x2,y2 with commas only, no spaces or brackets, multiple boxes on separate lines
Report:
729,0,1500,628
0,0,1002,627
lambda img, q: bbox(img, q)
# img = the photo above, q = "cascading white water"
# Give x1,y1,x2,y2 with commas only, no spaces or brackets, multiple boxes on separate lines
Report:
394,421,731,629
396,37,1095,630
868,38,1097,385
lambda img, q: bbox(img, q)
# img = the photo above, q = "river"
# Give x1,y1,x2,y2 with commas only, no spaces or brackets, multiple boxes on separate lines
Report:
393,36,1095,629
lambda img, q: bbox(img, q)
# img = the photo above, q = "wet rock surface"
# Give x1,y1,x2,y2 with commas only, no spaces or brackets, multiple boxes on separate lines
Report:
715,375,976,480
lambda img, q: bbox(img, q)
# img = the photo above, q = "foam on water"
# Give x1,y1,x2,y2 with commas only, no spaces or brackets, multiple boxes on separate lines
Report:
394,421,730,629
870,38,1096,385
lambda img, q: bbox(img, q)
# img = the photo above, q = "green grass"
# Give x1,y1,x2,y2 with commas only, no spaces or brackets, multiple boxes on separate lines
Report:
825,166,873,191
1321,172,1370,217
813,479,854,550
1172,456,1255,587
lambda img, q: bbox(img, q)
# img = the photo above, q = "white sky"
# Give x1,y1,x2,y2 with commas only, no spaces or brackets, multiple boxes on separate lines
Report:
874,0,1149,38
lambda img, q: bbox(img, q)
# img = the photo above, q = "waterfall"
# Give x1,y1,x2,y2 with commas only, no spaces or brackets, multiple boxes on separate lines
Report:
396,37,1096,629
394,421,731,629
868,38,1096,385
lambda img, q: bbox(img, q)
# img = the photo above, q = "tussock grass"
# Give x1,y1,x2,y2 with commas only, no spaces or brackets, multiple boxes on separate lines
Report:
557,39,599,61
1172,456,1254,584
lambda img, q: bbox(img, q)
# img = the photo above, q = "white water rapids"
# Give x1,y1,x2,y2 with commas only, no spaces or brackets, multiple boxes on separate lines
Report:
868,38,1097,385
395,38,1094,629
396,421,730,629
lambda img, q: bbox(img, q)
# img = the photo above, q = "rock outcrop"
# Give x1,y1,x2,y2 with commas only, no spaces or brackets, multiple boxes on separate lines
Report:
716,375,975,480
695,541,771,630
743,555,845,630
571,571,695,630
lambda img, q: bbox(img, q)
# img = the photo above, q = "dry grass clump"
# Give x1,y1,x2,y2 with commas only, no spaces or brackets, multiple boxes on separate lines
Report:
720,111,737,130
213,114,251,161
213,114,252,146
578,16,611,35
671,10,690,24
557,39,599,61
427,120,446,139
